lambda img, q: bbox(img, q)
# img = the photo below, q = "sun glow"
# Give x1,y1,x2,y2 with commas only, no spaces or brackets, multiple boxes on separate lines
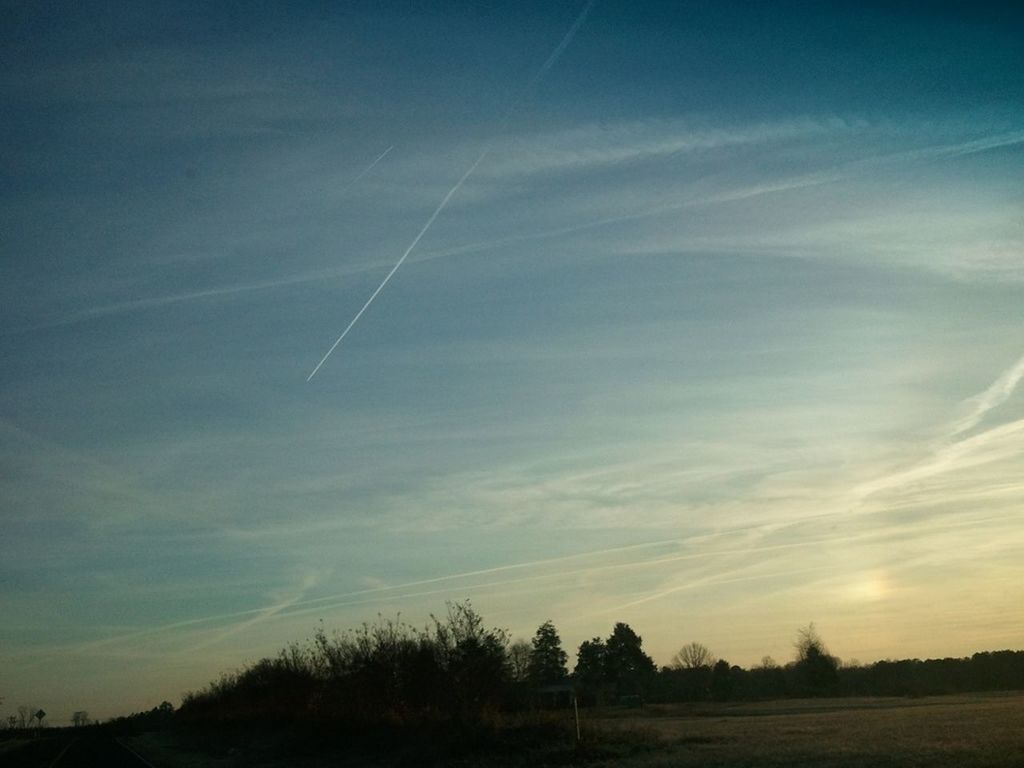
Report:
845,571,890,603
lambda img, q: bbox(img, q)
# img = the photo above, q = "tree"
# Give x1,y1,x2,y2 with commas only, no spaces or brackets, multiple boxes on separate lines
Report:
72,711,89,727
794,623,827,661
573,637,608,697
430,601,511,718
662,642,715,701
710,659,735,700
750,655,787,698
604,623,657,697
508,639,532,683
671,642,716,670
793,623,839,695
527,620,568,686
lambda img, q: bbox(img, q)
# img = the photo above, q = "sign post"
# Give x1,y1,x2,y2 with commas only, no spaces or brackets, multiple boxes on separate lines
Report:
33,709,46,738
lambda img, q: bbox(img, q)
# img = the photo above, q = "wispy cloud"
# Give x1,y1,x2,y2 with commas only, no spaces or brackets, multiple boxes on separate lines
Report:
918,130,1024,161
414,171,836,266
6,170,833,336
10,121,1020,337
481,118,840,179
0,418,163,529
14,519,885,661
5,268,353,335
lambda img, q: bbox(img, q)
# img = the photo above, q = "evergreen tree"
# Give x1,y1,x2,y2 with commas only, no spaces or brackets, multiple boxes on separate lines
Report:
527,620,569,685
573,636,608,696
605,623,657,697
710,659,734,700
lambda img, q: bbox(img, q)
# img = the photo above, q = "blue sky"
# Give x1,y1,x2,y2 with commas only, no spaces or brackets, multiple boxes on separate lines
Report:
2,1,1023,722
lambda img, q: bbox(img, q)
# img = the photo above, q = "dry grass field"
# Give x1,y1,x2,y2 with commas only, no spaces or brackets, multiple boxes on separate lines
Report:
578,692,1024,767
124,692,1024,767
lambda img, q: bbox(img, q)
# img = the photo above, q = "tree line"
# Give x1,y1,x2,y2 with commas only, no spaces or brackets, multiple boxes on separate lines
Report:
174,602,1024,736
0,702,174,734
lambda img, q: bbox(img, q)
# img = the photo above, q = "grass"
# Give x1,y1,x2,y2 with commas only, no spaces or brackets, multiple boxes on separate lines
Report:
581,692,1024,767
129,692,1024,767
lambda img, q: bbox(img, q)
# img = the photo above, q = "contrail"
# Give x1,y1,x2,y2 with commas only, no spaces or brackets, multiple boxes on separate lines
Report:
524,0,596,94
852,415,1024,503
24,534,680,660
948,353,1024,437
612,565,832,611
306,149,489,381
181,594,301,653
306,0,598,379
340,145,394,192
13,507,1018,664
180,569,328,653
850,353,1024,504
171,518,975,644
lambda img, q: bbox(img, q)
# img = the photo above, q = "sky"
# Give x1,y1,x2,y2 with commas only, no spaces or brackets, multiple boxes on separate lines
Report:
2,1,1023,724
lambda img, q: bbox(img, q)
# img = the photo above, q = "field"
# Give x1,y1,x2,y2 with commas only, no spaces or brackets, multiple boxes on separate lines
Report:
125,692,1024,768
578,692,1024,767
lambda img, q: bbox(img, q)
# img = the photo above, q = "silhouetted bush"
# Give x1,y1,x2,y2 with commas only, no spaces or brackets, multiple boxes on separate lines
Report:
179,601,512,734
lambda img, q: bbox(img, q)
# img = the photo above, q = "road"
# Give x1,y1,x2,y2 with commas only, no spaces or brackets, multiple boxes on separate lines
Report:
2,735,156,767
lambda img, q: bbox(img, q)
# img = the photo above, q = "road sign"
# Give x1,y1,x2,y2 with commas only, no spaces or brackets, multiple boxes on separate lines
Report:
35,709,46,722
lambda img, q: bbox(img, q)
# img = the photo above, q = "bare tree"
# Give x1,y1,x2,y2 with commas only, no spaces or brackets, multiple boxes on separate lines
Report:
671,641,716,670
72,711,90,727
508,638,531,683
793,623,839,694
17,705,34,729
794,623,828,661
